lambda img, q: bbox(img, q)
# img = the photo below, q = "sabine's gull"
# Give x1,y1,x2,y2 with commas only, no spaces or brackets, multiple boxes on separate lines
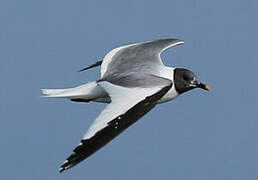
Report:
42,38,211,172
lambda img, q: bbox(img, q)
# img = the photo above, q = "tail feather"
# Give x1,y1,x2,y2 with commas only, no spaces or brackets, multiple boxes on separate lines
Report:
41,81,106,100
41,89,67,97
41,88,82,98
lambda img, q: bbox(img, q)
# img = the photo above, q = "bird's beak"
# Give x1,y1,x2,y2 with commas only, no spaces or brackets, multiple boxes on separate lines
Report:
197,83,211,91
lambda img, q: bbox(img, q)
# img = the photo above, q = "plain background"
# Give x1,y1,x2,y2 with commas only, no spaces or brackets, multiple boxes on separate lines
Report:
1,0,258,179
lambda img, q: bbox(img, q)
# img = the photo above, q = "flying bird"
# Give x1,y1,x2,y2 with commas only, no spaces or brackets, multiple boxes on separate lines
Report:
41,38,211,172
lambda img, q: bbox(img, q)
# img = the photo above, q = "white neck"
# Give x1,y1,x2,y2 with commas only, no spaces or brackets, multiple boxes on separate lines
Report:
156,66,179,104
156,66,175,81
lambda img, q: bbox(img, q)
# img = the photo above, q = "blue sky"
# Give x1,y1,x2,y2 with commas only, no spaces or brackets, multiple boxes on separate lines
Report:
1,0,258,179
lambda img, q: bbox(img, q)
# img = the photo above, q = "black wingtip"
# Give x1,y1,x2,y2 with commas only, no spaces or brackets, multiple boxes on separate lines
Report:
78,60,103,72
59,160,69,173
59,159,75,173
58,140,89,173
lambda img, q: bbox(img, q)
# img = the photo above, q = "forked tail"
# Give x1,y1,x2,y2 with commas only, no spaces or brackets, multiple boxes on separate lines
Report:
41,81,109,103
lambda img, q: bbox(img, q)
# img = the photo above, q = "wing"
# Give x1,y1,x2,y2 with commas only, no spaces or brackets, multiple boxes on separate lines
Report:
59,76,172,172
101,38,184,78
78,60,103,72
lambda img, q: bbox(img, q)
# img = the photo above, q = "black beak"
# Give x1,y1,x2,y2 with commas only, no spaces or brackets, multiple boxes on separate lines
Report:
197,83,211,91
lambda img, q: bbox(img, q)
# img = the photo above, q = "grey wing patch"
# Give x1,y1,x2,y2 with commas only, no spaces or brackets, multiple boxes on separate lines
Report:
59,83,172,173
102,38,183,78
100,74,173,88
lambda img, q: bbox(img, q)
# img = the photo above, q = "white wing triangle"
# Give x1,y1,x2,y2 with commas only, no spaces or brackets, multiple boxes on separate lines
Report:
84,81,164,139
59,79,172,172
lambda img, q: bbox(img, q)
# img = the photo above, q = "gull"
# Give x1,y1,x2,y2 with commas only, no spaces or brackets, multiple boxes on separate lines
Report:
41,38,211,172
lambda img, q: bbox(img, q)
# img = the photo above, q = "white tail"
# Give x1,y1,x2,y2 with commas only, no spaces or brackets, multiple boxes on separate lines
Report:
41,81,108,102
41,89,68,97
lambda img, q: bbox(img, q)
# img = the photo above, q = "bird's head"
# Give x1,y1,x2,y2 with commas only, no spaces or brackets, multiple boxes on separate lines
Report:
174,68,211,94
